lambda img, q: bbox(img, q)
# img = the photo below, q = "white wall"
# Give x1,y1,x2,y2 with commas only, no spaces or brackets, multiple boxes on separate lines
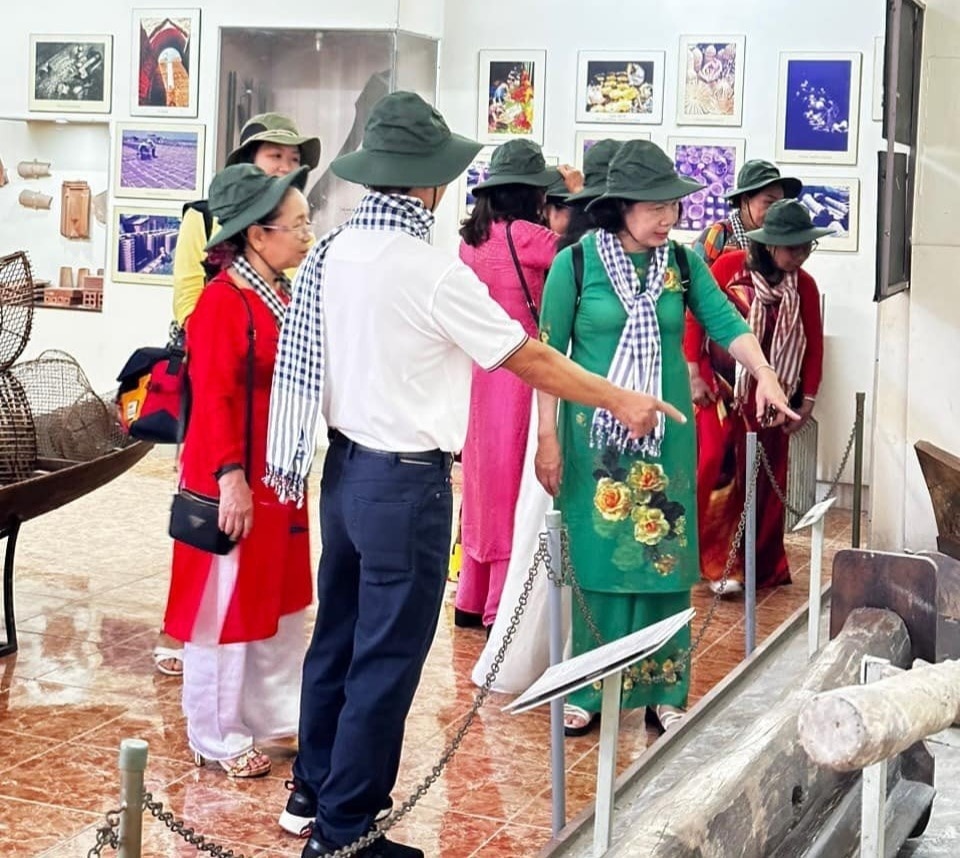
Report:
0,1,443,392
436,0,887,493
871,0,960,549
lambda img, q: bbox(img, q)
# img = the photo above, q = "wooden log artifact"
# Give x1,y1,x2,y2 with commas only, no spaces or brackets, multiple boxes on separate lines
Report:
16,159,51,179
915,440,960,560
605,609,914,857
18,190,52,211
798,659,960,772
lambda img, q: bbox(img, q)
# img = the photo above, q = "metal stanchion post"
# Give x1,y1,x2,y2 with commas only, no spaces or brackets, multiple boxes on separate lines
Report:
594,670,622,857
545,510,566,838
860,657,890,858
807,515,826,658
117,738,148,858
852,392,866,548
744,432,758,656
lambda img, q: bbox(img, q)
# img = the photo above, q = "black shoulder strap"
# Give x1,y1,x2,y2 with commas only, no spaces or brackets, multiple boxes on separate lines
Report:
673,240,691,288
505,222,540,326
571,242,584,305
230,285,257,480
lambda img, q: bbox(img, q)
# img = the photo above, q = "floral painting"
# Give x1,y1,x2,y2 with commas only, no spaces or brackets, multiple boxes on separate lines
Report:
667,137,745,239
776,52,862,165
677,35,745,126
592,452,687,574
477,50,546,144
576,51,665,124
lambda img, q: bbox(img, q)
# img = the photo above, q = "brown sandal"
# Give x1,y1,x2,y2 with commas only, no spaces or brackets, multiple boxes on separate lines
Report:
193,747,272,778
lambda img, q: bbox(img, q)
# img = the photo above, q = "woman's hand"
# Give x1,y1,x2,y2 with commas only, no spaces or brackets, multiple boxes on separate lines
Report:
754,367,801,428
558,164,585,195
218,470,253,541
535,433,564,496
688,364,717,409
784,397,815,434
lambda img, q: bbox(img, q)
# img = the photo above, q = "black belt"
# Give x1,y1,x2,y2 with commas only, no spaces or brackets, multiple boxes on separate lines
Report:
328,429,453,469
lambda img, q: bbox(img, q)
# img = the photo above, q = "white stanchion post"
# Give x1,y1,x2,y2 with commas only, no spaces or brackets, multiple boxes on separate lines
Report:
545,511,566,838
807,516,825,658
860,657,890,858
593,670,622,857
744,432,758,656
117,738,148,858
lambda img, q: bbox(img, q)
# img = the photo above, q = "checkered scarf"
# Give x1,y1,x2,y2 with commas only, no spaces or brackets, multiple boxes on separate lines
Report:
728,209,750,250
734,269,806,406
231,255,289,328
592,230,669,456
264,192,435,505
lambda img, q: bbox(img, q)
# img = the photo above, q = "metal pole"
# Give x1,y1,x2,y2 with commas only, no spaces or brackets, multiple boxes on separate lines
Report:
117,738,148,858
545,510,566,838
852,392,866,548
807,517,825,658
744,432,758,656
594,670,622,856
860,657,890,858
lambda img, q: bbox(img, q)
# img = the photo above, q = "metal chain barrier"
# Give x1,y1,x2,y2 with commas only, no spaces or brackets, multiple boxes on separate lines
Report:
85,807,121,857
757,417,857,519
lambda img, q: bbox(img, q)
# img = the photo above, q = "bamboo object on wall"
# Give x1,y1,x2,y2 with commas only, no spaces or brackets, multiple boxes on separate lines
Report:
0,156,8,187
17,160,51,180
60,181,91,240
19,190,52,211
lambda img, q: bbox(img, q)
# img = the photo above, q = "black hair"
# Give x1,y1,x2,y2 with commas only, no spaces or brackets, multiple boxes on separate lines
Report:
578,197,684,239
206,193,290,269
556,202,596,252
745,240,785,285
460,184,545,247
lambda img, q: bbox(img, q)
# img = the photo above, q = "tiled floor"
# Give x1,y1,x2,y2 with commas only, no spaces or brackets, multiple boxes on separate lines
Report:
0,451,857,857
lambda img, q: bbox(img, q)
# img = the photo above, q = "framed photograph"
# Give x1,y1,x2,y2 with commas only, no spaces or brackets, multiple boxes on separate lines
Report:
113,122,205,199
576,51,665,124
131,8,201,117
28,34,113,113
676,35,746,126
112,205,183,286
574,129,651,170
776,52,862,165
477,50,546,144
666,136,746,240
796,177,860,252
872,36,885,122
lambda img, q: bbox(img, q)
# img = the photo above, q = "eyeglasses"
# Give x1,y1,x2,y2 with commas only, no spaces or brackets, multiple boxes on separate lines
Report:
784,240,818,256
260,223,313,237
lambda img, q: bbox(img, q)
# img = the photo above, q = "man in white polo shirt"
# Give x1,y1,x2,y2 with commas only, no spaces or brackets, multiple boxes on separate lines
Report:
265,92,684,858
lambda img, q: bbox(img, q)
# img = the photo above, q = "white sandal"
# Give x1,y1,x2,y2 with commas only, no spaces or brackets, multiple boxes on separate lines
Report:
563,703,599,737
153,645,184,676
648,704,685,734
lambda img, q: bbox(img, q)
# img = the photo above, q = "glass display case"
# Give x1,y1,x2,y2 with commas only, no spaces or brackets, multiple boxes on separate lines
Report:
217,28,438,234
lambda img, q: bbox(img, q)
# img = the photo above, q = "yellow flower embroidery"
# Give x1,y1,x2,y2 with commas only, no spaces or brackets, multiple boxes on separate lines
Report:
664,268,683,292
653,554,678,576
633,506,671,546
539,330,550,343
661,659,678,684
594,477,633,522
628,461,669,494
576,412,587,426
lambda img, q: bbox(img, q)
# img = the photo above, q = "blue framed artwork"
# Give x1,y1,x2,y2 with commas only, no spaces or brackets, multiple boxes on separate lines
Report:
666,136,745,241
796,177,860,252
776,52,862,165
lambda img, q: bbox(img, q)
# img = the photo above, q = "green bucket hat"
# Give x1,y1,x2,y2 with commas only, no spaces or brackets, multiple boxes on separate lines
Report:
744,199,834,246
587,140,704,209
566,139,623,203
226,113,322,171
472,139,559,192
331,91,482,188
725,159,801,201
545,175,571,204
204,163,310,250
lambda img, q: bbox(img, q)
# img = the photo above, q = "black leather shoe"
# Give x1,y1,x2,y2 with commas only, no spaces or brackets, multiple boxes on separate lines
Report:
279,778,316,837
301,834,424,858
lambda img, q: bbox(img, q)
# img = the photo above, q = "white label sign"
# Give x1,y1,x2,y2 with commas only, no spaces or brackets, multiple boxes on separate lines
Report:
792,496,838,532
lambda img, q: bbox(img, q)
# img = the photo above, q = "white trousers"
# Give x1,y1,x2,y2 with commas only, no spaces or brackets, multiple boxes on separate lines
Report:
182,549,305,760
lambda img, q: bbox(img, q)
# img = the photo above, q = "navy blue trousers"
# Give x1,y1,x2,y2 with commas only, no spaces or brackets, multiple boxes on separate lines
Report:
293,436,452,847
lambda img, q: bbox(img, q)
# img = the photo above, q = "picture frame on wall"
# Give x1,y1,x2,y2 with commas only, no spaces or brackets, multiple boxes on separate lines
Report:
676,35,746,127
775,51,862,165
666,136,746,240
113,122,205,200
28,34,113,113
131,8,201,118
459,147,558,222
112,204,183,286
575,51,665,124
477,50,546,144
574,129,651,170
795,176,860,252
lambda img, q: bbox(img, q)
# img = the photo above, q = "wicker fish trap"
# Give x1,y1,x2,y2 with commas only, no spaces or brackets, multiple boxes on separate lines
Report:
0,252,35,372
0,373,37,484
11,350,124,463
